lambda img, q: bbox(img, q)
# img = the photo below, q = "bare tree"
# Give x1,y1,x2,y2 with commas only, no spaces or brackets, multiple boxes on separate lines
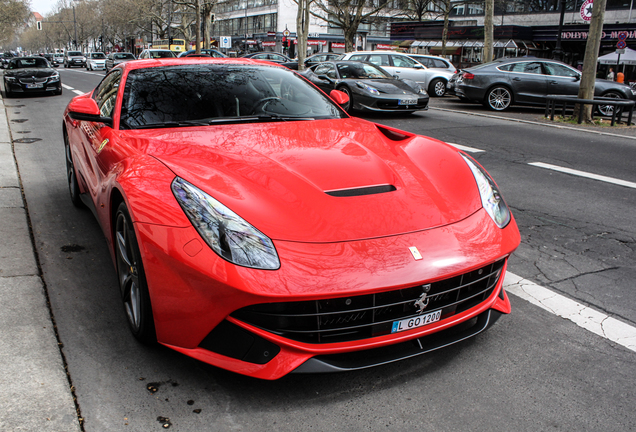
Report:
578,0,607,122
296,0,312,69
0,0,30,46
484,0,493,63
311,0,391,52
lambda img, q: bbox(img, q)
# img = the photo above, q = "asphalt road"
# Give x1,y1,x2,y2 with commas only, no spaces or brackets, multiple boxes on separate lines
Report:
4,67,636,431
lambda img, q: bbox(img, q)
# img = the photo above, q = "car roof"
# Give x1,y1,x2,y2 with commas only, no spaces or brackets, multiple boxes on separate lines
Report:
119,57,287,72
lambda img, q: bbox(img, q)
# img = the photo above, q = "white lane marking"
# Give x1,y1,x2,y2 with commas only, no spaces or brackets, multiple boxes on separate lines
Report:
72,90,85,95
447,142,485,153
529,162,636,189
61,84,74,89
504,272,636,352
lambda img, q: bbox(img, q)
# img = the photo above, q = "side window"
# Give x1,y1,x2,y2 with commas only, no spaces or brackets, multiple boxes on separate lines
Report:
433,59,448,68
93,70,122,118
523,62,543,74
349,54,367,62
543,62,579,78
324,64,337,79
314,64,332,76
391,55,417,68
368,54,390,66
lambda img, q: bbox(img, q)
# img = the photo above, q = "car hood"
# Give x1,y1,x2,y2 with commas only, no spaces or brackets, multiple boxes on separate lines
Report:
354,79,421,95
130,118,482,242
5,68,54,78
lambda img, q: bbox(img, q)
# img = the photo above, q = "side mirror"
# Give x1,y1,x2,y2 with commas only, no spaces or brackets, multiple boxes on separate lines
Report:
414,64,424,69
330,89,349,106
67,97,113,126
574,74,581,81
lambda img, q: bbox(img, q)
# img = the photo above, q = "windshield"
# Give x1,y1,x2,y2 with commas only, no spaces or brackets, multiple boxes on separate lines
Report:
336,62,391,79
115,53,135,60
10,58,49,69
68,51,82,56
91,53,106,59
120,64,345,129
149,51,175,58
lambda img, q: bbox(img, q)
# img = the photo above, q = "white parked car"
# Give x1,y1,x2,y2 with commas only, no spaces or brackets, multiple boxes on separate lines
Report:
407,54,457,96
86,52,107,71
340,51,454,97
138,49,176,59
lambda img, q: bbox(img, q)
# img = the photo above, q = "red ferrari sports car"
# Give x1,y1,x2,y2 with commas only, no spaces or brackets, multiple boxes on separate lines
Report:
63,58,520,380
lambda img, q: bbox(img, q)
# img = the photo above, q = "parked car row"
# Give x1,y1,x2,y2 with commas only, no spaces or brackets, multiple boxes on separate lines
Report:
449,57,636,115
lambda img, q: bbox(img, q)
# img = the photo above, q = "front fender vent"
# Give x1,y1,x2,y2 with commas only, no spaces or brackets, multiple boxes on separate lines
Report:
326,184,396,197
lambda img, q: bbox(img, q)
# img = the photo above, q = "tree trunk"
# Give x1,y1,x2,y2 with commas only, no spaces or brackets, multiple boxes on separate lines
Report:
577,0,607,122
441,0,450,56
483,0,494,63
296,0,310,70
195,0,201,54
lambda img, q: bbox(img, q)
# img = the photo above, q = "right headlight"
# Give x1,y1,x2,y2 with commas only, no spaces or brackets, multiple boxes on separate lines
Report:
461,154,511,228
171,177,280,270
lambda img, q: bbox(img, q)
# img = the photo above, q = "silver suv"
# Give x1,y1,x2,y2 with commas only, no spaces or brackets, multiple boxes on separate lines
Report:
64,51,86,68
341,51,454,97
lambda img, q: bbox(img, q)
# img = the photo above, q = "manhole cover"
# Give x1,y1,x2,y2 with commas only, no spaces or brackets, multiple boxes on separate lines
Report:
15,131,31,134
5,105,25,108
13,138,42,143
11,119,28,123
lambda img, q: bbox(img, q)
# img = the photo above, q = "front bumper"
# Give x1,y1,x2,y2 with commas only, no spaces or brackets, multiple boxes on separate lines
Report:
135,207,519,380
356,94,429,113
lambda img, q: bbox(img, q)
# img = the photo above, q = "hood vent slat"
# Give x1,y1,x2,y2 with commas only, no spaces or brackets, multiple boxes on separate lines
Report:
326,184,397,197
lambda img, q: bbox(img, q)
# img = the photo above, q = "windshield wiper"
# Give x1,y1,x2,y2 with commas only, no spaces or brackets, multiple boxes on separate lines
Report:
132,120,211,129
206,115,315,124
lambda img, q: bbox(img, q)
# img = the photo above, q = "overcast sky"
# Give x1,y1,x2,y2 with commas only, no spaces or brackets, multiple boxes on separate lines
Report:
31,0,56,16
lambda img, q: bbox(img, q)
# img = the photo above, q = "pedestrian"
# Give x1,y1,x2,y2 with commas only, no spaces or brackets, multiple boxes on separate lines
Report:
607,67,615,81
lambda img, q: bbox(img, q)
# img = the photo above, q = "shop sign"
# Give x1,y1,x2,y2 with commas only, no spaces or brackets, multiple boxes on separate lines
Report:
331,43,345,48
580,0,593,21
262,41,276,47
376,44,399,50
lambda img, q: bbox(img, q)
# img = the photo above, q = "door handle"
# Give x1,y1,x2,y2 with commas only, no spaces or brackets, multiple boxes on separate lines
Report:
550,81,558,85
513,77,521,81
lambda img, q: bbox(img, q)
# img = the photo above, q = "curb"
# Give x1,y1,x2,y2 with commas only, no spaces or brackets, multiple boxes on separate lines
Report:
0,94,82,431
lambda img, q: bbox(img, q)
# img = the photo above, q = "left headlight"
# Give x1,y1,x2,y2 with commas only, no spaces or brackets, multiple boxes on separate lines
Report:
356,81,380,95
171,177,280,270
461,154,511,229
48,72,59,82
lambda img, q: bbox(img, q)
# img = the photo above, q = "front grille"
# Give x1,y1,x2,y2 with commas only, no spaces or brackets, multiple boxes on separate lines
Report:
18,77,47,84
231,259,505,344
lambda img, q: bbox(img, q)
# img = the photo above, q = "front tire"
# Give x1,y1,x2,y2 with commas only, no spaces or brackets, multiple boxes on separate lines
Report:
485,86,512,111
115,202,156,344
64,132,83,207
338,86,353,113
429,78,447,97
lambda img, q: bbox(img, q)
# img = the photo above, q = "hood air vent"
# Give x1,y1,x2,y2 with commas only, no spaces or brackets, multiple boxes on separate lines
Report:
326,184,396,197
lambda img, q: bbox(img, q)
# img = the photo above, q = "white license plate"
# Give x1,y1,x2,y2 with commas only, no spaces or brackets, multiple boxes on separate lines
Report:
391,310,442,333
26,83,43,89
399,98,417,105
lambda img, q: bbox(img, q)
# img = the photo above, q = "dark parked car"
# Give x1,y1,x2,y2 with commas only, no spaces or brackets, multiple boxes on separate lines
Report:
105,52,136,72
64,51,86,68
3,56,62,97
301,61,429,113
177,49,227,58
240,51,292,63
1,52,16,69
282,52,341,70
454,57,636,115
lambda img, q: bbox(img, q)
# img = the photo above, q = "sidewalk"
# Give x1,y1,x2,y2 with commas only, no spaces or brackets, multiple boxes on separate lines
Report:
0,96,81,430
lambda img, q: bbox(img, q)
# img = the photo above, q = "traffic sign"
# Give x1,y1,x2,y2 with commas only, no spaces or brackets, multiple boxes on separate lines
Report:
580,0,593,21
283,29,290,37
617,40,627,49
220,36,232,48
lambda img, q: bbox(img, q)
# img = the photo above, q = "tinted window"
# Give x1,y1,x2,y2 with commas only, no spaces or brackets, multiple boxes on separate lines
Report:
367,54,390,66
349,54,367,62
120,64,344,129
391,55,417,68
543,62,580,77
508,62,543,74
67,51,82,56
432,59,449,68
337,63,391,79
11,58,49,68
91,53,106,59
94,71,122,118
